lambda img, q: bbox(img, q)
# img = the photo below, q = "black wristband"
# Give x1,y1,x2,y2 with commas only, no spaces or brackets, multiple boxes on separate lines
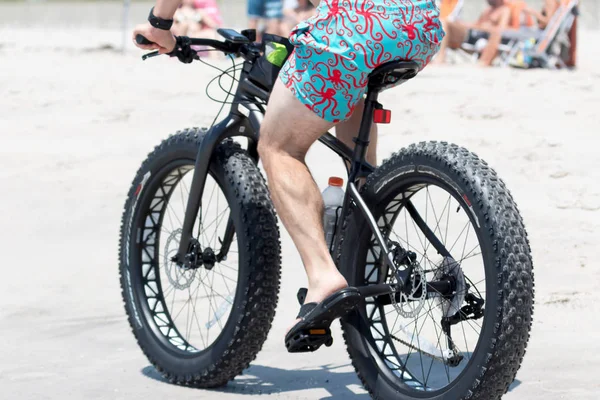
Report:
148,7,173,30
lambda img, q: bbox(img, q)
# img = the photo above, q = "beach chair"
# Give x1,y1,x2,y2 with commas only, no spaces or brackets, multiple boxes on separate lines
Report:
458,0,535,63
466,0,579,69
438,0,464,22
518,0,579,69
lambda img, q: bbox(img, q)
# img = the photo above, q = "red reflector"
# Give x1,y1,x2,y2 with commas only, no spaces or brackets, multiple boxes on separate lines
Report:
462,194,471,207
373,109,391,124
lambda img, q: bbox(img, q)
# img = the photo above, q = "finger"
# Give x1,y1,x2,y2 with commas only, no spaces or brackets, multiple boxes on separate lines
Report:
133,42,160,51
131,28,146,42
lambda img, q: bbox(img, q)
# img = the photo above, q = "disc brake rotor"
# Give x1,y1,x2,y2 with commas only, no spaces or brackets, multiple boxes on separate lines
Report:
390,263,427,318
163,228,197,290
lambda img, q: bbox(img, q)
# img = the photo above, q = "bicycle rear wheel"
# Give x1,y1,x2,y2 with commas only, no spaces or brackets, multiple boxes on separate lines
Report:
119,128,281,387
339,141,534,399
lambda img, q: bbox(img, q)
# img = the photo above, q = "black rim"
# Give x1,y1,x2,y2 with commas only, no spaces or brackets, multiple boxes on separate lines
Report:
132,161,240,355
361,178,488,393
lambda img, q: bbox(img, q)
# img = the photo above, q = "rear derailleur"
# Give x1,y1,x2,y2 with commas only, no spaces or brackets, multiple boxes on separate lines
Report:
441,291,485,367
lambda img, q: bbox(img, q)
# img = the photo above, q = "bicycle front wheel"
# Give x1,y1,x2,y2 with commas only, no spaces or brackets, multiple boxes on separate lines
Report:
119,128,281,387
339,141,534,399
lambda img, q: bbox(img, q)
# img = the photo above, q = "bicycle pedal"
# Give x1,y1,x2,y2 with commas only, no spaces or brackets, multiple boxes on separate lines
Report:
285,328,333,353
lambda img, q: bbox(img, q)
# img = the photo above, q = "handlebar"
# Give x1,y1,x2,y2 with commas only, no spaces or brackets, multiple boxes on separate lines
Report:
135,34,153,46
135,33,250,61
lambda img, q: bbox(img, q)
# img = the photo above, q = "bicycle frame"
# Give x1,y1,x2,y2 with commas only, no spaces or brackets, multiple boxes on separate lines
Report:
173,51,451,296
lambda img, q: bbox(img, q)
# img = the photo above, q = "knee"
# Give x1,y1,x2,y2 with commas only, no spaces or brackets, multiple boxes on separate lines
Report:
257,135,274,163
257,124,282,165
257,125,306,165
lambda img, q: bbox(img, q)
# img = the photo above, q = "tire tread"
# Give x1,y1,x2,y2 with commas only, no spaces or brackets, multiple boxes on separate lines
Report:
339,141,534,400
118,128,281,388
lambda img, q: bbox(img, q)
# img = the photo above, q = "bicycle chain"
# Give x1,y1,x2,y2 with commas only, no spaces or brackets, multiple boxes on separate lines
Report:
389,332,447,363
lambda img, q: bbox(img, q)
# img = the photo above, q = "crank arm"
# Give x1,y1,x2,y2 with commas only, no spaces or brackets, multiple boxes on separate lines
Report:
357,283,396,298
360,280,455,306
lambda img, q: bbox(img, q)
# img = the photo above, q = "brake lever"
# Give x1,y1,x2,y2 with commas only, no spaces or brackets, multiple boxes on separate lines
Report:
141,51,160,61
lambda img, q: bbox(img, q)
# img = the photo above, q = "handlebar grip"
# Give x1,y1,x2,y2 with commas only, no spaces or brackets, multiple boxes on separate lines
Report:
136,34,154,46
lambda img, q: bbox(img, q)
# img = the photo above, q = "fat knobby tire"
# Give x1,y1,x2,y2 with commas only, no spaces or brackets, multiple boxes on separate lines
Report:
118,128,281,388
338,141,534,400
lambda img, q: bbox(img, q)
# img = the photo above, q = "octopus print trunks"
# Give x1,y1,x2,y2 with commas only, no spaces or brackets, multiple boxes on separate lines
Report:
279,0,445,123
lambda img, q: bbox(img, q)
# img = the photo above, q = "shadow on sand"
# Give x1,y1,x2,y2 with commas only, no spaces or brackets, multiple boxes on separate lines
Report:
142,363,369,399
142,362,521,399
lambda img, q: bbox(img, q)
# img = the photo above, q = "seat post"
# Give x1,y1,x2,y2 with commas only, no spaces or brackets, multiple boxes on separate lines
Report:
348,89,379,184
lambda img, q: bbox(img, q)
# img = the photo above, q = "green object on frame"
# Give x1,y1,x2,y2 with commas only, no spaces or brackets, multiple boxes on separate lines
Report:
265,42,289,67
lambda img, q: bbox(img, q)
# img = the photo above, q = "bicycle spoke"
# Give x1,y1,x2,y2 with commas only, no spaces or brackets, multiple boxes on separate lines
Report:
459,310,471,361
185,283,193,342
368,181,491,392
179,180,186,220
202,182,217,229
171,280,201,322
444,195,452,247
413,302,427,386
208,207,229,248
200,208,230,239
210,266,227,330
448,220,470,255
218,261,239,273
199,273,218,343
166,200,184,229
424,299,450,386
459,224,471,266
214,192,219,249
425,188,451,252
189,284,208,349
215,264,234,292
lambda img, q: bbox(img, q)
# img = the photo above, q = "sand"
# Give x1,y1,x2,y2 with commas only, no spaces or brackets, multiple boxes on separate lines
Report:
1,4,600,399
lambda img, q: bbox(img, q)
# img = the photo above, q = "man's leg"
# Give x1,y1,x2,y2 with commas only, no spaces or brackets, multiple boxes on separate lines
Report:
258,79,348,314
434,20,469,64
264,0,283,35
335,99,378,167
478,27,502,66
566,18,577,68
478,6,510,66
248,18,259,31
247,0,262,40
266,18,281,35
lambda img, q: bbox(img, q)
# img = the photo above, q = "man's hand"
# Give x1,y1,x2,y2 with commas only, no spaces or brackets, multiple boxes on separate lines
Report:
132,23,177,54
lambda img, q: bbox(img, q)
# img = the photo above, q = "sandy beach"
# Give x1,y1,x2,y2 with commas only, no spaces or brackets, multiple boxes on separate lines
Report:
1,1,600,399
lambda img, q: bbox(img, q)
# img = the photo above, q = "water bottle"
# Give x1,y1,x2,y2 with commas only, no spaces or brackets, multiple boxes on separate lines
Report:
322,177,345,251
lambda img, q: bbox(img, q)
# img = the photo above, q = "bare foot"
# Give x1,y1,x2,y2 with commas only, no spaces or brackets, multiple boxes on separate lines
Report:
286,272,348,334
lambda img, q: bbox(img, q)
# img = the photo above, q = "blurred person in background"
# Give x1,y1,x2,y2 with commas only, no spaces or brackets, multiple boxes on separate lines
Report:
172,0,222,37
172,0,223,58
247,0,283,42
281,0,316,36
435,0,513,66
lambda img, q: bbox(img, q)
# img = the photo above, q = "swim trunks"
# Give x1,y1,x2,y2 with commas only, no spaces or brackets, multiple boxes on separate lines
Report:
279,0,444,123
248,0,284,19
